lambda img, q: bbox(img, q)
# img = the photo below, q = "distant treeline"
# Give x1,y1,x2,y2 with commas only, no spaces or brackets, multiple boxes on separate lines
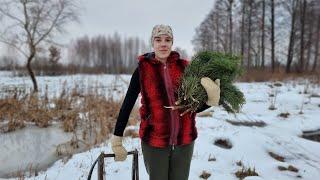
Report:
0,33,188,75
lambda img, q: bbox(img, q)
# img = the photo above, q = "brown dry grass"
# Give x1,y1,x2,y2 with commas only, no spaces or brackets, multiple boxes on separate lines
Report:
268,151,285,162
238,67,320,83
214,138,233,149
278,112,290,118
199,170,211,179
235,166,259,180
278,165,299,172
0,82,140,149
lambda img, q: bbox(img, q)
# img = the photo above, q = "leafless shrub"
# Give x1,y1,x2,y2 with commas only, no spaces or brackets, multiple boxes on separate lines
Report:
199,170,211,179
214,138,233,149
268,88,278,110
235,166,259,180
278,165,299,172
278,112,290,118
208,154,216,162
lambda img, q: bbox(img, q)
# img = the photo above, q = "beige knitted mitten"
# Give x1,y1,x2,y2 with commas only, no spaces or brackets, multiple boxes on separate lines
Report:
200,77,221,106
111,135,128,161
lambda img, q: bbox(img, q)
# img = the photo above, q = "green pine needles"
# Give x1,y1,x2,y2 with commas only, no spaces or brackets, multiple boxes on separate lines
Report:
176,51,246,113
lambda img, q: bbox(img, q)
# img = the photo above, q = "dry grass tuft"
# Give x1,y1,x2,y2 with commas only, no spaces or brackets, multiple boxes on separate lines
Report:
278,165,299,172
238,67,320,83
214,138,233,149
199,170,211,179
208,154,216,161
235,166,259,180
278,112,290,118
268,151,285,162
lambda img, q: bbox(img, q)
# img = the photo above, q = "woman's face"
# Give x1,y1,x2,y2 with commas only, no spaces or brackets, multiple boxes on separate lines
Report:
152,34,173,61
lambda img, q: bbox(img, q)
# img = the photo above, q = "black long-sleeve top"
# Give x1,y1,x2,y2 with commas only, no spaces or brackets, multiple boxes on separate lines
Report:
113,66,211,136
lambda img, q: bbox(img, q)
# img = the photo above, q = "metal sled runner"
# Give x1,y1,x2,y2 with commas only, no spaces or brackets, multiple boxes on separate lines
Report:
87,149,139,180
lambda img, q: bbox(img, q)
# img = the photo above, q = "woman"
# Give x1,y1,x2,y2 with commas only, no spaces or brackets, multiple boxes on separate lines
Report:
111,24,220,180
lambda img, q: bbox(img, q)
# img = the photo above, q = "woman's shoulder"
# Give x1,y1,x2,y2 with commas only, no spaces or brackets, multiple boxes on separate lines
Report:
177,58,190,67
137,52,154,63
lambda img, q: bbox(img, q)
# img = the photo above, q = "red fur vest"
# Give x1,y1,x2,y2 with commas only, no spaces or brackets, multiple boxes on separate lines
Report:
137,51,197,148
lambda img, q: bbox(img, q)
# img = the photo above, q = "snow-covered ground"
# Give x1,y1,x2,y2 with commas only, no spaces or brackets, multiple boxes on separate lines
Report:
1,73,320,180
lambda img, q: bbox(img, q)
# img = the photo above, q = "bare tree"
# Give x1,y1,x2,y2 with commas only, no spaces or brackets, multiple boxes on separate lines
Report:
247,0,253,69
240,0,246,66
285,0,298,73
228,0,234,54
271,0,276,72
0,0,79,92
312,14,320,72
297,0,307,73
304,4,315,71
261,0,266,68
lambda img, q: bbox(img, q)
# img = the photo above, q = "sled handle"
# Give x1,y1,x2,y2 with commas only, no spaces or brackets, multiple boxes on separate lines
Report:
87,149,139,180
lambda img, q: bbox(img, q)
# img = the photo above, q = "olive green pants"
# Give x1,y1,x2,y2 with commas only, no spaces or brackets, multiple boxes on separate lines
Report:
141,140,195,180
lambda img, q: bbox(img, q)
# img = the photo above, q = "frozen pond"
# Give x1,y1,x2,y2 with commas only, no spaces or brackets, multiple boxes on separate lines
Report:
0,72,133,178
0,124,72,178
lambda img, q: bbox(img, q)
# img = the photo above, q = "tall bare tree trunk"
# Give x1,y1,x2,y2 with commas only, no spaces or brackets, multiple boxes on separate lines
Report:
312,15,320,72
247,0,252,69
305,9,314,72
27,46,38,92
240,0,245,66
271,0,275,72
228,0,234,54
299,0,307,73
261,0,265,68
216,14,220,52
286,0,297,73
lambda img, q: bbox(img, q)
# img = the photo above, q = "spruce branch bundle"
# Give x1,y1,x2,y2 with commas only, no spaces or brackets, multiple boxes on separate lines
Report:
176,51,245,113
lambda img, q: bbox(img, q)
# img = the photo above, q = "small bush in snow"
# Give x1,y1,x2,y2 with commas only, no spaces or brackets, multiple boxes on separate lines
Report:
214,138,232,149
199,170,211,179
208,154,216,161
278,165,299,173
235,166,259,180
268,87,278,110
278,112,290,118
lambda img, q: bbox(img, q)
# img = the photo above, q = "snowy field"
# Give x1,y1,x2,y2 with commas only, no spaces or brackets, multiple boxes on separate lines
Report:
1,72,320,180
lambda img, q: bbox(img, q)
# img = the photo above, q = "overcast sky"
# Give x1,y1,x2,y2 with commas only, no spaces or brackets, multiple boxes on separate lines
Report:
64,0,215,56
0,0,215,58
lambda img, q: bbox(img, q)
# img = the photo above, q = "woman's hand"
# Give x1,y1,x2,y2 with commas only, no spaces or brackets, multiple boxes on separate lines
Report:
200,77,220,106
164,77,220,115
111,135,128,161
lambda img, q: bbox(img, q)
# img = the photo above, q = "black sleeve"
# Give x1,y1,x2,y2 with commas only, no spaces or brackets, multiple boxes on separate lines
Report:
195,103,211,113
113,66,140,136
